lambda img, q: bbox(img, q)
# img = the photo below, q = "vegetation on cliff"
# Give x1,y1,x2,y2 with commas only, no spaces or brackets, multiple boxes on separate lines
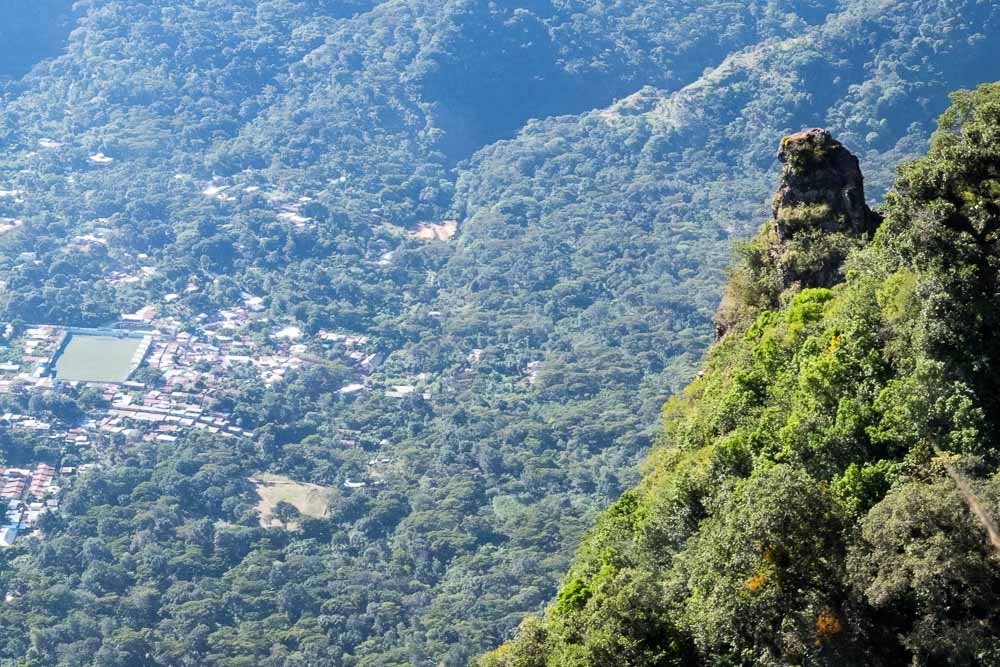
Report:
3,2,1000,665
483,83,1000,666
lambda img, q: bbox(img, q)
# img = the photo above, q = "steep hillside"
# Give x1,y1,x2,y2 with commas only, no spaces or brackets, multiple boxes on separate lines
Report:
0,0,841,326
2,2,1000,666
0,0,77,80
483,83,1000,667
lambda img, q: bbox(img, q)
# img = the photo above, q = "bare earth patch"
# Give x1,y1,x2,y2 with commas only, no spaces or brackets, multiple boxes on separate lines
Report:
409,220,457,241
250,473,332,529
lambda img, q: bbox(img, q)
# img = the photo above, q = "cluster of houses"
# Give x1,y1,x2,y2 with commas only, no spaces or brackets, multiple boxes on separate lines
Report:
3,413,108,461
173,303,391,394
0,298,399,448
0,290,427,539
109,389,250,442
2,413,55,434
150,307,324,388
0,325,63,392
194,174,318,229
0,464,81,547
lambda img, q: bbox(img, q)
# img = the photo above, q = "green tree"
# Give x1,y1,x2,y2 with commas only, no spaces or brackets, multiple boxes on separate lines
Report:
271,500,300,530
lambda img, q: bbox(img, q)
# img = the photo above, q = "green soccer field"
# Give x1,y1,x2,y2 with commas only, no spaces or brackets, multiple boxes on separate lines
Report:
53,334,143,383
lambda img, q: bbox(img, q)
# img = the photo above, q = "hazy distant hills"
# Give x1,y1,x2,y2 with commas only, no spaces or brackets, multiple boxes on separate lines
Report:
1,1,1000,664
0,0,77,81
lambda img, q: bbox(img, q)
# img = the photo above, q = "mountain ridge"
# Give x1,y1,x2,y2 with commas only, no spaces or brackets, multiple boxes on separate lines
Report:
3,3,1000,665
482,83,1000,666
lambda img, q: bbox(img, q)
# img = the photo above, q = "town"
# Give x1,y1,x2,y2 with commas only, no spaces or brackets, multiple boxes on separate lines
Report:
0,169,458,547
0,296,402,546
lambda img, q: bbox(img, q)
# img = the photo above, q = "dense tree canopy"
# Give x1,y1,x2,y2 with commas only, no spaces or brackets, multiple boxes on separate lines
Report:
2,1,1000,665
484,82,1000,667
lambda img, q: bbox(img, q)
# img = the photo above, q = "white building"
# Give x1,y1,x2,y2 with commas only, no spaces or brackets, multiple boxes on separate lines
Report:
0,525,17,547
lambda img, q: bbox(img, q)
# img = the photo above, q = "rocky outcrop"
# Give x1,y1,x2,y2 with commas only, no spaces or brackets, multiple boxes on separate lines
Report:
713,129,881,339
769,128,882,291
773,128,880,244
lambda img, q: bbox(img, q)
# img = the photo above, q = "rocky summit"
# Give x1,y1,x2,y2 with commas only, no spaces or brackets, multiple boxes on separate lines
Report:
774,128,881,242
713,129,881,339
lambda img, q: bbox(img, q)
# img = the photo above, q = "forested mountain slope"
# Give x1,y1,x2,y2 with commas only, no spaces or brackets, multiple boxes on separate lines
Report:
0,0,76,81
0,0,838,326
2,2,1000,665
483,83,1000,667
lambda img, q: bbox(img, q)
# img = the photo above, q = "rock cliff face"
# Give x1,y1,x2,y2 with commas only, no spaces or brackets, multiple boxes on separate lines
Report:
714,129,881,339
773,128,881,249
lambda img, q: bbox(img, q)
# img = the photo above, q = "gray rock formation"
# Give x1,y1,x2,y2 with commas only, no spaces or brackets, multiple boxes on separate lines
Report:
713,129,881,339
773,128,880,243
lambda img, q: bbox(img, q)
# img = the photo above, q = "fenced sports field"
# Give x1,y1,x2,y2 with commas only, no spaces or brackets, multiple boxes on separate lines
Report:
53,334,144,383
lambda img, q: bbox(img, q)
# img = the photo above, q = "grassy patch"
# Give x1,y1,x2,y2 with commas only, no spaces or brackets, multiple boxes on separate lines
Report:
251,473,333,529
54,334,142,383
